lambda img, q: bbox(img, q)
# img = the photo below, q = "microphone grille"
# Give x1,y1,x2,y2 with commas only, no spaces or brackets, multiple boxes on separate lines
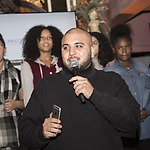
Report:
70,59,79,69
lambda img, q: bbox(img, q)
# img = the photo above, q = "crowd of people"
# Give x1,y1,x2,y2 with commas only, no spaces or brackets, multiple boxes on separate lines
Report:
0,23,149,150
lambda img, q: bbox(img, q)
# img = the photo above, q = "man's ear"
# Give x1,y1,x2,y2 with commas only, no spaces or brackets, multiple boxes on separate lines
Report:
4,47,7,55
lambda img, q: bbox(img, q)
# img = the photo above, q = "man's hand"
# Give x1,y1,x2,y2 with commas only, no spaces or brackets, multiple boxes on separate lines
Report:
43,113,62,139
141,109,148,122
69,76,94,99
4,99,16,112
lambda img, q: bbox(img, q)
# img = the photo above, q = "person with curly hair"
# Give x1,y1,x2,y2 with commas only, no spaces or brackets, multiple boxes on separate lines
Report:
89,32,114,70
0,33,24,149
19,28,140,150
104,24,150,150
21,25,63,107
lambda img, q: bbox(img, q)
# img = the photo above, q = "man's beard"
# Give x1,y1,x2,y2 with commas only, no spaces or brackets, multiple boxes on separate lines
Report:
63,55,92,72
79,58,92,71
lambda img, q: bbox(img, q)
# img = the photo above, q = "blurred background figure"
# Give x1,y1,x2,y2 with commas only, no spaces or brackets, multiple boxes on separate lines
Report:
104,24,150,150
0,33,24,149
88,9,100,33
21,25,63,107
89,32,114,70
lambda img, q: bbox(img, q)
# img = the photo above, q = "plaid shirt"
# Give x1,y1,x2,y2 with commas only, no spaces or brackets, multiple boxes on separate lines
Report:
0,59,21,149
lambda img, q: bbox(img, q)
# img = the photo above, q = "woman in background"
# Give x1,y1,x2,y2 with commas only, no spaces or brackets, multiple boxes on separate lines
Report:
89,32,114,70
104,24,150,150
21,25,63,107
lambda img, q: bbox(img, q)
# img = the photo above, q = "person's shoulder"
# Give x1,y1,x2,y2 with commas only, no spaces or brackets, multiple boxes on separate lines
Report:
104,65,114,71
96,68,121,79
134,61,150,73
25,59,38,65
7,59,20,74
134,61,148,67
104,62,118,72
94,69,124,87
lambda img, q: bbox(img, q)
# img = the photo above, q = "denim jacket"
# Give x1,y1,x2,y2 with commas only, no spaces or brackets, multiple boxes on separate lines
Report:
104,58,150,140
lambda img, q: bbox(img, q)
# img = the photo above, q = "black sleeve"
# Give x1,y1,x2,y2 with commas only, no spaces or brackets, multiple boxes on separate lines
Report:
89,72,140,136
19,83,50,149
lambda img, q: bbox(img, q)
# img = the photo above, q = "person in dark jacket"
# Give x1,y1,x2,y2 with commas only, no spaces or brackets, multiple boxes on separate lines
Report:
19,28,140,150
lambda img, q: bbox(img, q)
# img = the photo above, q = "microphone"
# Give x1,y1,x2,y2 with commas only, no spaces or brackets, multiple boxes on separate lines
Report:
70,59,86,104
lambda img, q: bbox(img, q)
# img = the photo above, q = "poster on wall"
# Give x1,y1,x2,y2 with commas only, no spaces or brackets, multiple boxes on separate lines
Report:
0,12,77,69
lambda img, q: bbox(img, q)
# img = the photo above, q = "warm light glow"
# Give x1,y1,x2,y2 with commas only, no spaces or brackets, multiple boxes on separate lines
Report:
23,0,45,8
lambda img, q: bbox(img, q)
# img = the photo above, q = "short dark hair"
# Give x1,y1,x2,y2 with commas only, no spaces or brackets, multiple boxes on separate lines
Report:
0,33,6,47
89,32,114,67
110,24,132,48
22,25,63,61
